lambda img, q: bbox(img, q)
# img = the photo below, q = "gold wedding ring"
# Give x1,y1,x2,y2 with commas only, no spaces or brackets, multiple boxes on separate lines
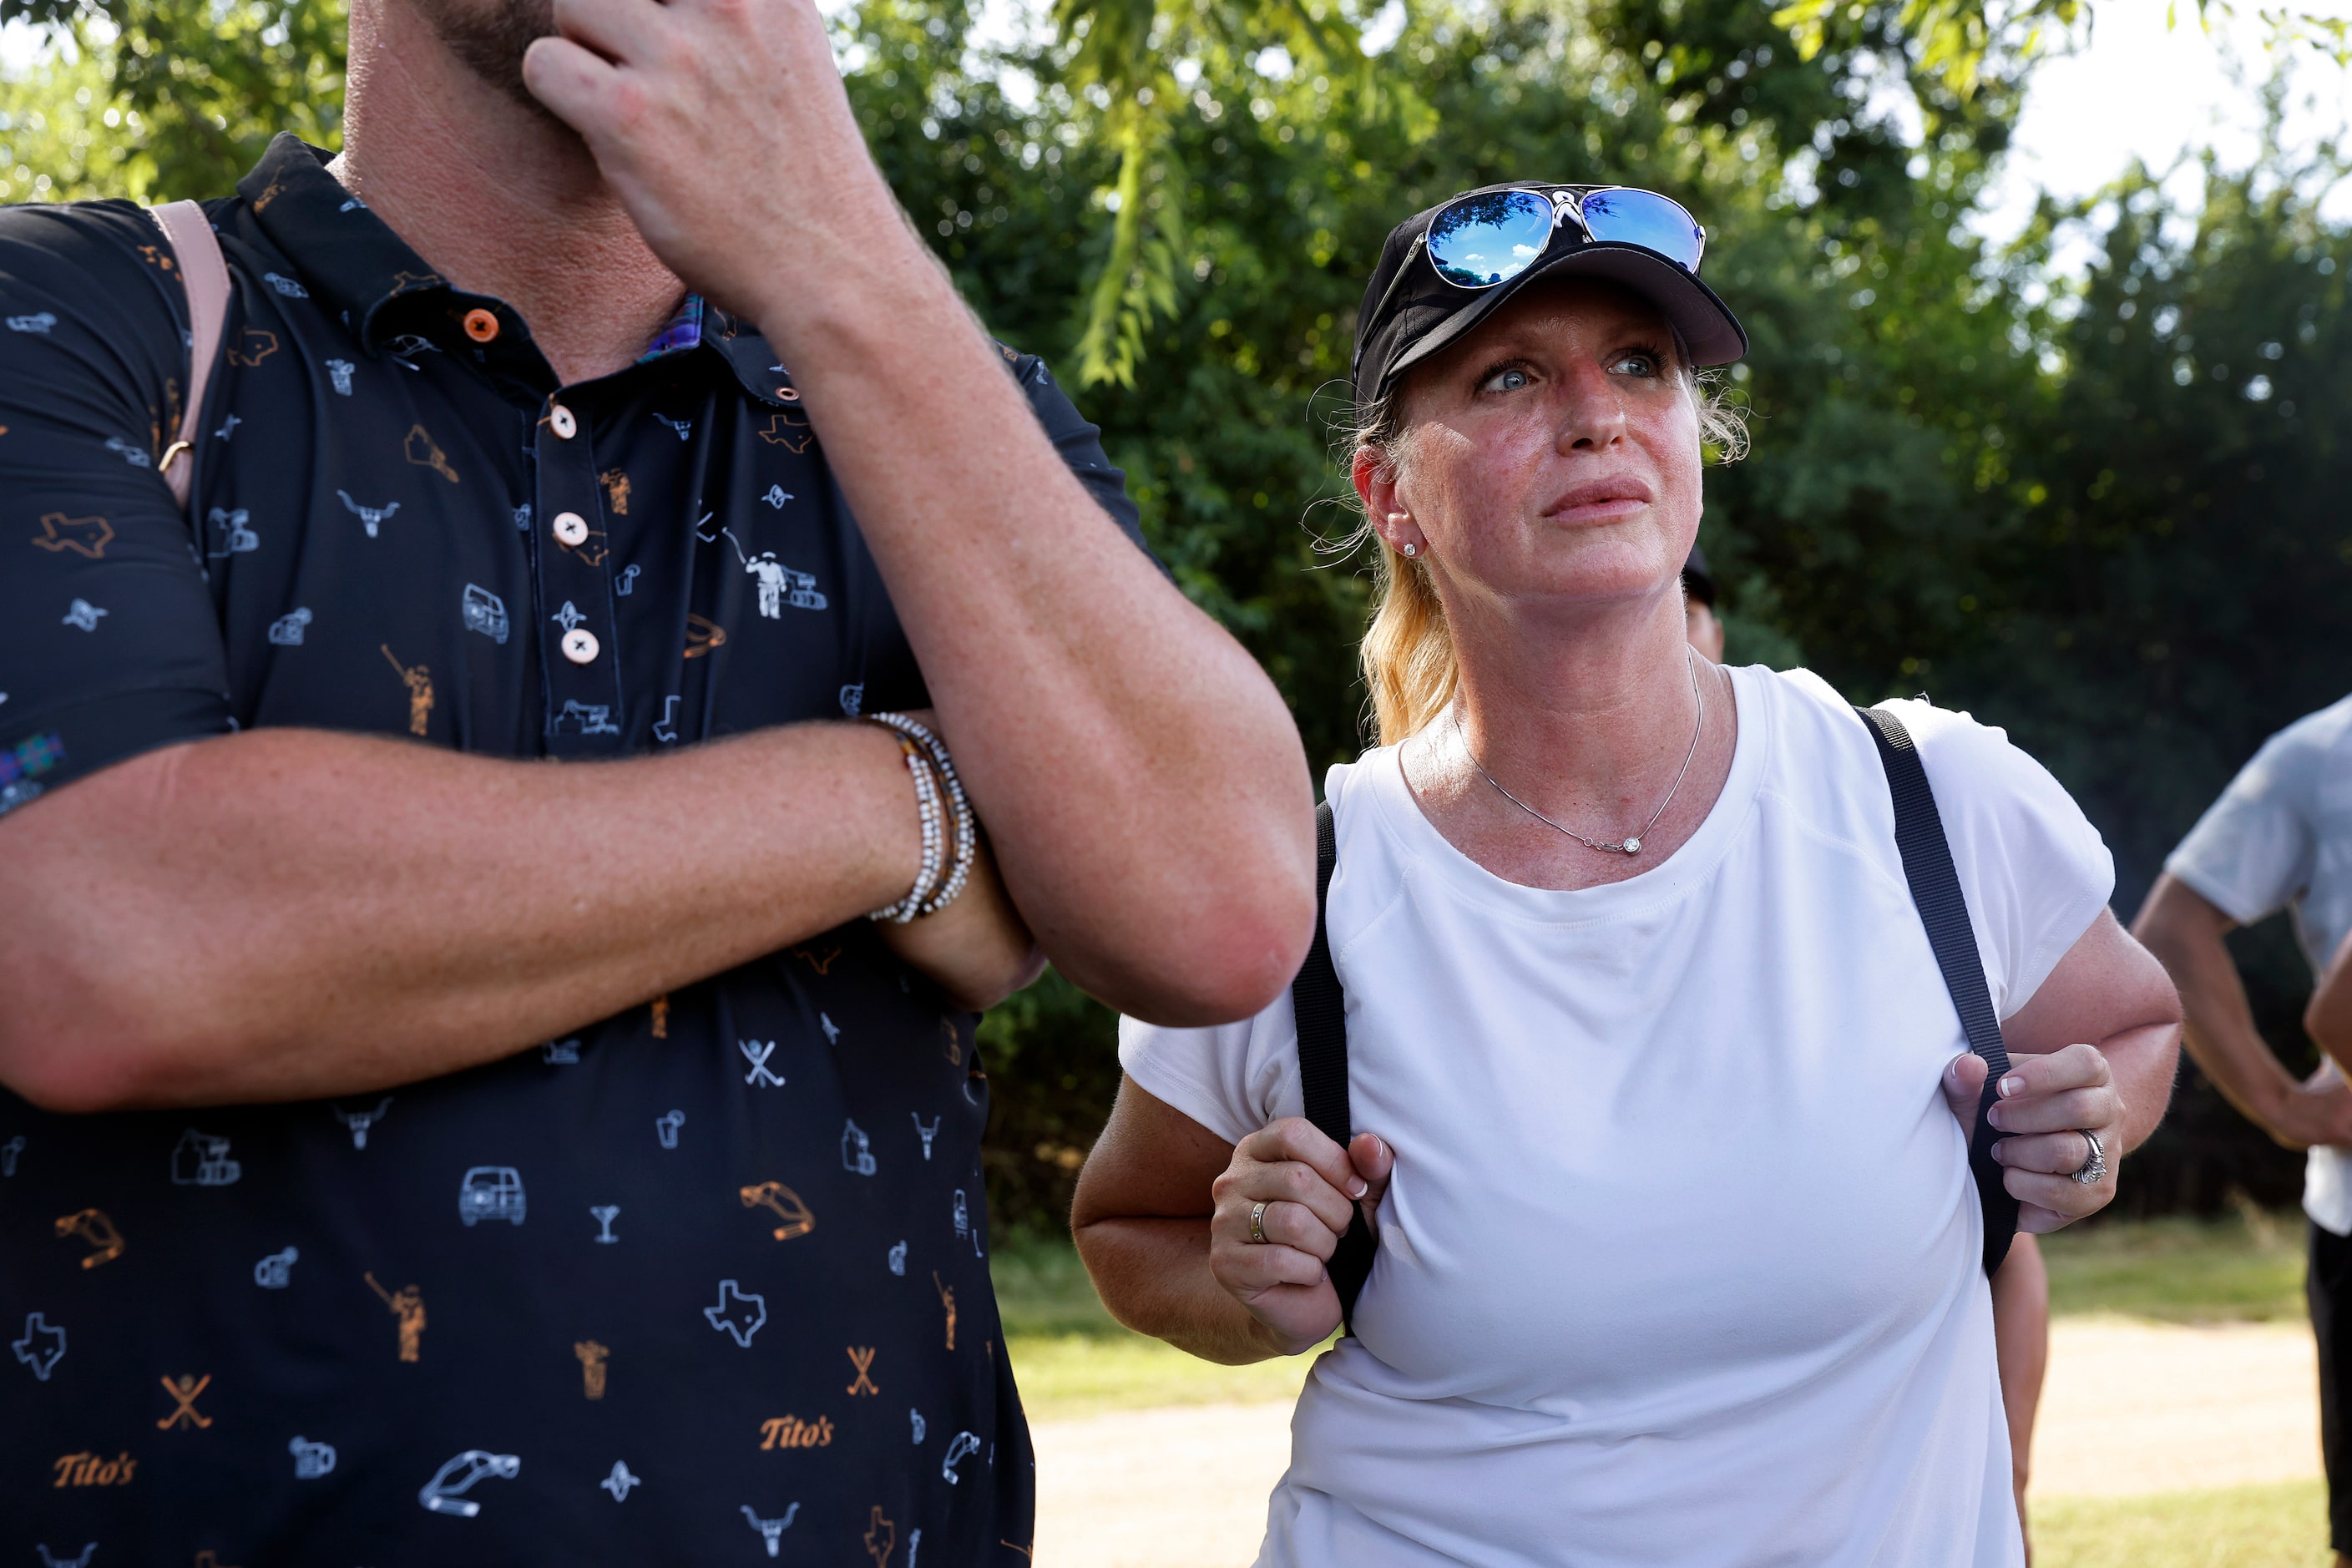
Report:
1248,1200,1269,1245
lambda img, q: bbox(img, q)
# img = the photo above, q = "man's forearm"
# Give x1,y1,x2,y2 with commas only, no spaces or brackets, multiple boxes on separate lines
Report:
751,244,1315,1027
2134,878,2298,1132
0,722,922,1111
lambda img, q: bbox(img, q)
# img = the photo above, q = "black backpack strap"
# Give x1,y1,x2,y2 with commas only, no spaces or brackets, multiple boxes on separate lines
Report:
1292,798,1378,1332
1856,706,2021,1277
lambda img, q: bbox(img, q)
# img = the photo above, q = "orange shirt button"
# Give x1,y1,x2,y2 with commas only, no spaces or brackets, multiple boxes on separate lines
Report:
560,628,600,665
552,511,590,547
548,404,578,440
463,308,500,343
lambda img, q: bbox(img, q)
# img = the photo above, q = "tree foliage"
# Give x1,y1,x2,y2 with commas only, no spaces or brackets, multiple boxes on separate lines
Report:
0,0,341,203
6,0,2348,1227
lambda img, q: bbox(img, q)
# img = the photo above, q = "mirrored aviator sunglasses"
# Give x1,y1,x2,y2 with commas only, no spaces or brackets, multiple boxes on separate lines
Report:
1424,185,1707,287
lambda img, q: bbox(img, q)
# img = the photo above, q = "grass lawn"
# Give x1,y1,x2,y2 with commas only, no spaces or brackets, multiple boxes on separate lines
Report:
2032,1479,2332,1567
2040,1206,2308,1323
991,1232,1322,1422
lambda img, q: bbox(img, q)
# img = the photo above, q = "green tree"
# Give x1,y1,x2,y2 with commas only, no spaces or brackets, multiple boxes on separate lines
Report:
0,0,341,203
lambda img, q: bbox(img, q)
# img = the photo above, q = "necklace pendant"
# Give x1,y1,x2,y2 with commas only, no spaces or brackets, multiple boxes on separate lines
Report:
1619,837,1642,855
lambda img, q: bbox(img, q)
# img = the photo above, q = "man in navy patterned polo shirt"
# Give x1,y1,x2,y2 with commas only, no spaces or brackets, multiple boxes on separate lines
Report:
0,0,1316,1559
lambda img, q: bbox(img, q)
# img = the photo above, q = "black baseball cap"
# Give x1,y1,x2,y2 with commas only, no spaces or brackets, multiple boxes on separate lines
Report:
1350,182,1748,407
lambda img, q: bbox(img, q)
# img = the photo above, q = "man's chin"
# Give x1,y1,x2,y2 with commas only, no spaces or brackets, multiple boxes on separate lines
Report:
410,0,564,118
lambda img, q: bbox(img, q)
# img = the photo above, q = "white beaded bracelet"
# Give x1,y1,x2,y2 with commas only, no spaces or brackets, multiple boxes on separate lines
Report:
867,733,945,924
863,713,976,922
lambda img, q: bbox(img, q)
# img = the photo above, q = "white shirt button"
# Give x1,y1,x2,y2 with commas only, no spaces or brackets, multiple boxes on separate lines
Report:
551,511,589,546
548,404,579,440
560,628,600,665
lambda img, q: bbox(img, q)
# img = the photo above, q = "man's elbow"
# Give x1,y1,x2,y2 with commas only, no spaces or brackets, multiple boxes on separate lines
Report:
1,1019,154,1115
1114,886,1315,1028
0,953,222,1114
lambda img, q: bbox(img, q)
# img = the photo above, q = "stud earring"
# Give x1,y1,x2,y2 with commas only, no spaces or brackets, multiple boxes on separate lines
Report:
1401,542,1419,558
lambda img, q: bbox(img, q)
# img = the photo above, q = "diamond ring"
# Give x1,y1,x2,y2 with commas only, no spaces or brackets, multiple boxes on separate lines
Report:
2071,1129,2107,1186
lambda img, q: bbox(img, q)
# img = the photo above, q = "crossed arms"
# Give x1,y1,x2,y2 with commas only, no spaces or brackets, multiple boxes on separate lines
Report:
1,448,1313,1114
0,0,1317,1112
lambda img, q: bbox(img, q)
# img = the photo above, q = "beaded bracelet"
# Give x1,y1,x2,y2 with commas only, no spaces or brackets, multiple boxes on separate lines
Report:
863,713,977,922
867,733,945,924
867,711,975,918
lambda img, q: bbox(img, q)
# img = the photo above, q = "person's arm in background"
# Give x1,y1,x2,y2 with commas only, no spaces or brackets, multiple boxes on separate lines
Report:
2306,926,2352,1071
2135,873,2352,1148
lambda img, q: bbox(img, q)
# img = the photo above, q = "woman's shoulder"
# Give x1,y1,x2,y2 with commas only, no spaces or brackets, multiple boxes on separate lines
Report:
1737,665,2059,799
1745,666,2113,1012
1737,665,2103,862
1319,744,1419,866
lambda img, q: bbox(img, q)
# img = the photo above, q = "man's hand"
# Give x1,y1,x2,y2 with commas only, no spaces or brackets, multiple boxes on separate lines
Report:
2308,928,2352,1075
1207,1120,1393,1356
2263,1064,2352,1151
522,0,909,323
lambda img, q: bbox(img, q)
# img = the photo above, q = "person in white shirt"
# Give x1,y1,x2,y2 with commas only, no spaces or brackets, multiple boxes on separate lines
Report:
2133,695,2352,1567
1070,183,2183,1567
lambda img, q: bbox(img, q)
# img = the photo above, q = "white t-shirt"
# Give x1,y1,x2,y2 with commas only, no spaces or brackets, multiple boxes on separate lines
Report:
2162,694,2352,1234
1120,665,2113,1568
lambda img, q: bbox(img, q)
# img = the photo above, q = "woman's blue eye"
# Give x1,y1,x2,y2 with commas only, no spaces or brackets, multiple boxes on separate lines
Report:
1484,367,1531,392
1614,353,1661,377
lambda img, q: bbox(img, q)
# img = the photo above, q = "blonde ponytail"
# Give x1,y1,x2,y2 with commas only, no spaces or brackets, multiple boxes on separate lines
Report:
1342,384,1460,747
1360,543,1458,747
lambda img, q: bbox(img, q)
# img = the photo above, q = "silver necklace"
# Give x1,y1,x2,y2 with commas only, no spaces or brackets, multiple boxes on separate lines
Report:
1455,650,1705,857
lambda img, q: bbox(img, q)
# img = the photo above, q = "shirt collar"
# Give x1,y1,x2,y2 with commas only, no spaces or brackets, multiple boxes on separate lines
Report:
240,134,799,406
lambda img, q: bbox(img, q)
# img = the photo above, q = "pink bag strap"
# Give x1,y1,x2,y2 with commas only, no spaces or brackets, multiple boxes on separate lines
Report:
148,199,231,511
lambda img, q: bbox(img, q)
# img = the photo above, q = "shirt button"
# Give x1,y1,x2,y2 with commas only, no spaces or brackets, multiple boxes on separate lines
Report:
548,404,579,440
560,628,600,665
463,308,500,344
551,511,590,546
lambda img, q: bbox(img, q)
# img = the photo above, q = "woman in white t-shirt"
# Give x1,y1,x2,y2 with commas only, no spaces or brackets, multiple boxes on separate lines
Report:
1070,185,2184,1567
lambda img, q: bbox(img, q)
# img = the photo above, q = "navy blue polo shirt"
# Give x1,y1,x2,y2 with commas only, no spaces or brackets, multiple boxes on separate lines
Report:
0,134,1145,1565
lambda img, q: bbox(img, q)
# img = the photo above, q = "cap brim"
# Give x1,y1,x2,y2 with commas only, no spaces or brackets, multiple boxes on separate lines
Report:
1383,242,1749,394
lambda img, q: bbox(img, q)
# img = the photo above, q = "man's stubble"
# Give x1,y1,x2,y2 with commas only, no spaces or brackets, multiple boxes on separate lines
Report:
407,0,564,119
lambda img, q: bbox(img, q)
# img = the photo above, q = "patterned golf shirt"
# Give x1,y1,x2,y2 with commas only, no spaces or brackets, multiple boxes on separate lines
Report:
0,134,1145,1565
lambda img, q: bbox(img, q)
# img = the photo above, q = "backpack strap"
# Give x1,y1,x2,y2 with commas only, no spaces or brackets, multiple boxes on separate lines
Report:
1292,798,1378,1333
147,200,231,511
1855,705,2021,1277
